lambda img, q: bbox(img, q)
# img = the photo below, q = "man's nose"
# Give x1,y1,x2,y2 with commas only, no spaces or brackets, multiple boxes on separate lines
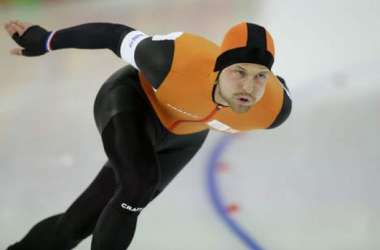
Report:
242,79,255,93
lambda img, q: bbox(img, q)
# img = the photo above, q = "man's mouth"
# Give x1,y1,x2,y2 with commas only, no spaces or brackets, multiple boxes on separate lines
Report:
236,96,252,105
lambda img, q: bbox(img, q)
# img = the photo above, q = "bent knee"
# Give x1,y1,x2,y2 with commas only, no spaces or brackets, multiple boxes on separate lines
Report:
111,176,159,213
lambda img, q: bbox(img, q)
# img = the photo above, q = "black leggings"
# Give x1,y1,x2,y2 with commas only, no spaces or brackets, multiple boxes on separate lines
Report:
8,66,209,250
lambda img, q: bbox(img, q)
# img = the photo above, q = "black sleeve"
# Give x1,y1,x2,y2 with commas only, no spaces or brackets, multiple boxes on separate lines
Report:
134,37,174,89
267,76,292,129
50,23,134,57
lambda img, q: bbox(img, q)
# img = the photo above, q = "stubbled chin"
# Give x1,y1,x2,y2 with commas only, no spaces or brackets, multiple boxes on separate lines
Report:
229,103,252,114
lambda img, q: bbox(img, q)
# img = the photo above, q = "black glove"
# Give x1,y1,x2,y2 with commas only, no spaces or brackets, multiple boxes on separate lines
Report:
12,25,50,57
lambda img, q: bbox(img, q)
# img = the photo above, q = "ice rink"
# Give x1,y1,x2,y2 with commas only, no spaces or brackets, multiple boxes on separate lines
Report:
1,0,380,249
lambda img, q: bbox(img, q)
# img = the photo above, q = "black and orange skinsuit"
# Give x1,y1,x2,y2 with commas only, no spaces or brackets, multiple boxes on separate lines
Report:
8,22,291,250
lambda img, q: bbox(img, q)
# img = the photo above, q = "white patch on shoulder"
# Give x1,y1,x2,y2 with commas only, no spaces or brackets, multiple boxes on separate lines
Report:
120,31,148,69
152,32,183,41
207,120,239,133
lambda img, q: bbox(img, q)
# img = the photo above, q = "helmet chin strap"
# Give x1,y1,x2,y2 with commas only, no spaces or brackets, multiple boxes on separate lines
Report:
212,80,229,107
211,80,219,104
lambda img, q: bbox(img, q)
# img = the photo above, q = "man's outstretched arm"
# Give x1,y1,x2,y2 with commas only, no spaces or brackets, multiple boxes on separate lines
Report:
4,20,134,57
4,20,174,88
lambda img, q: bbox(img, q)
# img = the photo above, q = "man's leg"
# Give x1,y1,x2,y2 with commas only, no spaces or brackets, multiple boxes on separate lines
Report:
156,130,209,191
7,165,116,250
91,111,160,250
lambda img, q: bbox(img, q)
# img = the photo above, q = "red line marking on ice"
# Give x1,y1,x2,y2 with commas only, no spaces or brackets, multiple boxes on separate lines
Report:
217,162,230,172
226,203,240,214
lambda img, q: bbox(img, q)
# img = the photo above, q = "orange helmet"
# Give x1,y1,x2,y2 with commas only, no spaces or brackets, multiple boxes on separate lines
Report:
214,22,275,71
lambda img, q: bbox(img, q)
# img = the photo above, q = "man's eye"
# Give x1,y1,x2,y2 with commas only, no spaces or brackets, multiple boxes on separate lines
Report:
257,73,268,79
236,70,245,76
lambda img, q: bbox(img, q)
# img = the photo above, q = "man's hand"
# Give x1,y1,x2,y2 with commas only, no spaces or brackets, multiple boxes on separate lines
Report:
4,20,50,56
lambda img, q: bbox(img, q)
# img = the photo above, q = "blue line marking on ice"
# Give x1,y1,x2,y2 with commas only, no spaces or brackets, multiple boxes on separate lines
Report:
207,134,265,250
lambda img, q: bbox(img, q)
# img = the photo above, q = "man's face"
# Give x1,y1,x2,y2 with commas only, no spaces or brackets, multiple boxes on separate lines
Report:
216,63,270,114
